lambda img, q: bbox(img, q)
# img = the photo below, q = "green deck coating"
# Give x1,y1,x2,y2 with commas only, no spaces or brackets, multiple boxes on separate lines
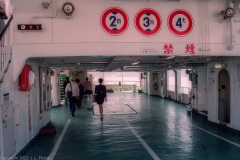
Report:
16,93,240,160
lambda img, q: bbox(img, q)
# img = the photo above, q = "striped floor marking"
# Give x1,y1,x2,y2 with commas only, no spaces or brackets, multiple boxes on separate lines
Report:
192,124,240,148
124,119,161,160
48,119,71,160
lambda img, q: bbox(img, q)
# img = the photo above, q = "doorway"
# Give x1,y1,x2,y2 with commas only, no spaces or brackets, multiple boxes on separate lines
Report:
218,69,230,123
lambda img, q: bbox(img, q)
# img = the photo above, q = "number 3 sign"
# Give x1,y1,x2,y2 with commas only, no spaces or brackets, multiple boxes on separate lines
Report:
135,9,162,36
167,9,194,37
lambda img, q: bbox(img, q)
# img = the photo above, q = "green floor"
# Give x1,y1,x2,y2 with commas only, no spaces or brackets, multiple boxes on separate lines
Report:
17,93,240,160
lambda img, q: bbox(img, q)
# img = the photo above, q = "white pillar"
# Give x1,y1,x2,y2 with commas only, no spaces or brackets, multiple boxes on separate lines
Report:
51,69,60,107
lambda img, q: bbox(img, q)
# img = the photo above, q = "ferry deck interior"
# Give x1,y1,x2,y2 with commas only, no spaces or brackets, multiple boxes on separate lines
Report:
1,0,240,159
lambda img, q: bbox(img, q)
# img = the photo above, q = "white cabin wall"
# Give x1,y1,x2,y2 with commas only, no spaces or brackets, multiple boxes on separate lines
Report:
176,70,181,102
230,58,240,130
148,72,158,96
147,72,150,95
157,72,163,97
51,69,61,107
207,58,240,130
196,66,208,111
140,72,147,94
207,63,218,123
0,62,51,156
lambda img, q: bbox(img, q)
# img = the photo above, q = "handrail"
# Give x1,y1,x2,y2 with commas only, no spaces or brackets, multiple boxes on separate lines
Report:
0,14,13,84
0,15,13,41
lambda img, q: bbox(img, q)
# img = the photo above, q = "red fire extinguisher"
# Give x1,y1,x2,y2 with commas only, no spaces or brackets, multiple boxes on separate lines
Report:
20,65,33,91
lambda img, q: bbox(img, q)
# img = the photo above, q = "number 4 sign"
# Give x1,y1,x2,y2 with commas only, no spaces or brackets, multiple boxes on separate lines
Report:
168,9,194,37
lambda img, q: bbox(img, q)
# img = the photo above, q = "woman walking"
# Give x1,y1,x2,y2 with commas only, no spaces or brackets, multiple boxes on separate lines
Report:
95,78,107,119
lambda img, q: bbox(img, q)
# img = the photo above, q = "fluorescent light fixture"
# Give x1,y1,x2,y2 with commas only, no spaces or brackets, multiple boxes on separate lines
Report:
132,62,140,65
214,63,226,68
166,56,175,60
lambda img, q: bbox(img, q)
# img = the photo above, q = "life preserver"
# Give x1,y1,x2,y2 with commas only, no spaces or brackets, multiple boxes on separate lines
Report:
153,83,158,90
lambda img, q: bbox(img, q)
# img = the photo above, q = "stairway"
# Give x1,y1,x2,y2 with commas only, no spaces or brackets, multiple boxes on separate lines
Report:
0,15,13,89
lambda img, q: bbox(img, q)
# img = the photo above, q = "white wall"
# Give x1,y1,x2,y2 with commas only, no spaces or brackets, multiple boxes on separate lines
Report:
167,70,175,91
9,0,240,80
51,69,60,107
157,72,163,97
0,62,51,157
148,72,158,96
197,66,208,111
207,58,240,130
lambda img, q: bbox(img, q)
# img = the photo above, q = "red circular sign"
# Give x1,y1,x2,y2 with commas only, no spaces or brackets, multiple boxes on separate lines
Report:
101,7,129,36
168,9,194,37
21,25,26,30
135,9,161,36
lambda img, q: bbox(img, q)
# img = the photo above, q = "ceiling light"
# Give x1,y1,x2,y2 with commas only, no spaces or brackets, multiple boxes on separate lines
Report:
132,62,140,65
166,56,175,60
214,63,226,69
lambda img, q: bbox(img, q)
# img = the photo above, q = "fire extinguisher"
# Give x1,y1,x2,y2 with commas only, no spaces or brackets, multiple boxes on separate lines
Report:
153,83,158,90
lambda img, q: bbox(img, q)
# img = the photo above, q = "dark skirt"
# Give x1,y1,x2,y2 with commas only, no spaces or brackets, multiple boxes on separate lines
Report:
96,96,105,104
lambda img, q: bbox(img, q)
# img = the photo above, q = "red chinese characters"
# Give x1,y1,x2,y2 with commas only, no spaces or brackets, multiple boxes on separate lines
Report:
185,44,195,54
163,44,174,54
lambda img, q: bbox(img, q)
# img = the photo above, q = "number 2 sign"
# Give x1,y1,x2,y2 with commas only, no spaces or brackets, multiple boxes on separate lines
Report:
167,9,194,37
101,7,129,36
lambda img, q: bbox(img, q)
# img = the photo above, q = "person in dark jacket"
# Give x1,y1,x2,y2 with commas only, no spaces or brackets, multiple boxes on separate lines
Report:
95,78,107,119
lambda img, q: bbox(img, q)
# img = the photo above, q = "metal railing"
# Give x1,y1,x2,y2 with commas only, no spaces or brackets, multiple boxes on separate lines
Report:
0,15,13,81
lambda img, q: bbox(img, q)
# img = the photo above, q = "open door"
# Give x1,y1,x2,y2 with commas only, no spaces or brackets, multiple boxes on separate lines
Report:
218,69,230,123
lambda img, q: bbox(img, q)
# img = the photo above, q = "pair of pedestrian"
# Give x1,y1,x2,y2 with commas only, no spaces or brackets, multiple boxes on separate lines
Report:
65,77,107,119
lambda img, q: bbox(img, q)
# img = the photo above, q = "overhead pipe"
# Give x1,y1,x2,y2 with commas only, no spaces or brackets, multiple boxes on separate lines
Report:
227,0,236,50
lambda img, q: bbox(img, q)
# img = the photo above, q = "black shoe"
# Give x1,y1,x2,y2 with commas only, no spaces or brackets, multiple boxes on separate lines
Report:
71,113,75,117
100,116,103,120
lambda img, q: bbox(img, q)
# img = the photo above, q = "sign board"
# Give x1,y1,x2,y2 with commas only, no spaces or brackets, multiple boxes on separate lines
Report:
167,9,193,37
17,24,42,31
100,7,129,35
135,9,162,36
3,93,9,102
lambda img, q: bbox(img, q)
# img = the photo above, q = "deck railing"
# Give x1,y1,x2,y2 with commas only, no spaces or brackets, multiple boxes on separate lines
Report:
0,15,13,81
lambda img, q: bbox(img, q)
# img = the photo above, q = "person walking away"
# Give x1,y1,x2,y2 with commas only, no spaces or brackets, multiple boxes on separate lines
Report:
95,78,107,119
65,77,79,117
83,77,93,100
75,79,84,108
63,77,70,106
